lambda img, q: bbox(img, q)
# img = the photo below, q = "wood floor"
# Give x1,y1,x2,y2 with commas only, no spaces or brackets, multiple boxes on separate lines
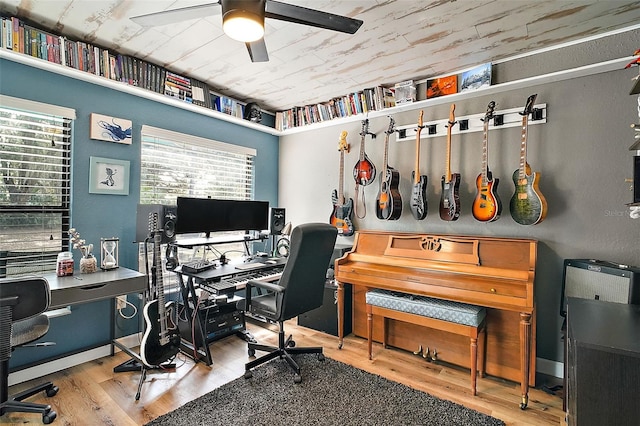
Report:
3,319,566,425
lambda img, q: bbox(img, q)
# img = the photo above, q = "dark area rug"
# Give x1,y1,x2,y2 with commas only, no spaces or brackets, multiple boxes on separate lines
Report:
146,354,504,425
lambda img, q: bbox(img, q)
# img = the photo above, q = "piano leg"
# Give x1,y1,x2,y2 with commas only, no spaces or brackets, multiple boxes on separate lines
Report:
519,312,532,409
337,282,344,349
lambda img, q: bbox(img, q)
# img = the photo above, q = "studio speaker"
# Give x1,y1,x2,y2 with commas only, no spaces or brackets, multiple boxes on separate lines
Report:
135,204,177,244
560,258,640,316
269,207,286,235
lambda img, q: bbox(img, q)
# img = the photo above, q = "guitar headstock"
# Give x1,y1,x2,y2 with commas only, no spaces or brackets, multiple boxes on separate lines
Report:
520,94,537,116
360,119,369,136
417,110,424,127
447,104,456,126
386,116,395,135
338,130,349,153
147,212,159,237
482,101,496,122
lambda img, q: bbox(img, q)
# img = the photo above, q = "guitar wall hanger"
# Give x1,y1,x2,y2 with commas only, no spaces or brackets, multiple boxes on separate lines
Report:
395,103,547,142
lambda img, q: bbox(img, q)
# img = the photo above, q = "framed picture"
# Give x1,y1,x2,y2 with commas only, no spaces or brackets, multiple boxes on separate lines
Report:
460,63,492,92
426,74,458,99
90,113,132,144
89,157,130,195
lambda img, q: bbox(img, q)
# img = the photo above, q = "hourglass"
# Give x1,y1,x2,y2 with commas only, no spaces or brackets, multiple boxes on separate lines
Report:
100,237,119,270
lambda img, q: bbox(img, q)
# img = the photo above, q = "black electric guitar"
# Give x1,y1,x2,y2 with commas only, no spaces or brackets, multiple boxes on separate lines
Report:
439,104,461,221
509,94,548,225
140,213,181,368
410,110,428,220
330,131,355,236
376,116,402,220
472,101,502,222
353,119,377,218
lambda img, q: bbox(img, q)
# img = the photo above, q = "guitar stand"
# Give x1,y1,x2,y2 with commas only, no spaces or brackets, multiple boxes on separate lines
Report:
112,340,176,401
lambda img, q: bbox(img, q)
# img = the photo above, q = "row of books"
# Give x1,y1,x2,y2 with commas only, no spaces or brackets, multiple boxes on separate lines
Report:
275,86,396,130
0,16,247,113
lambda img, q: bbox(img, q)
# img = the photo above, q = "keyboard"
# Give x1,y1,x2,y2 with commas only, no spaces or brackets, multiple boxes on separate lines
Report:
182,259,214,274
200,265,284,295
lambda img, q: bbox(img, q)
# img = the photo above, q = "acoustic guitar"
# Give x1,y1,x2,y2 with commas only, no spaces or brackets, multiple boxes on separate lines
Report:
509,94,548,225
140,213,181,368
410,110,428,220
376,116,402,220
330,131,355,236
472,101,502,222
439,104,461,221
353,118,376,218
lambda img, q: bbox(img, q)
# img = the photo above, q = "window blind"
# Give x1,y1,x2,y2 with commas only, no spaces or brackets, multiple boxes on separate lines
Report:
0,101,73,277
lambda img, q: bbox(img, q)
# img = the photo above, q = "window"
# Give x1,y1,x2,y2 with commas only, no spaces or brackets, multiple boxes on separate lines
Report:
0,95,75,277
139,125,258,272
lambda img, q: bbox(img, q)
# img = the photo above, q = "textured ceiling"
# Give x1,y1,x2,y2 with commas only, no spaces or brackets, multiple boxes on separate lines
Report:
2,0,640,112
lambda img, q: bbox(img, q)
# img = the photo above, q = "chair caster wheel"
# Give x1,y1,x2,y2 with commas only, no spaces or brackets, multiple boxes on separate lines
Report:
317,353,325,361
287,340,296,348
46,385,59,397
520,402,527,410
248,348,255,357
294,374,302,384
244,370,253,379
43,410,57,424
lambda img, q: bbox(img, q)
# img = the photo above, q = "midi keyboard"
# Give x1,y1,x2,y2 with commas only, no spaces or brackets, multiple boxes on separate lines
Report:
200,265,284,295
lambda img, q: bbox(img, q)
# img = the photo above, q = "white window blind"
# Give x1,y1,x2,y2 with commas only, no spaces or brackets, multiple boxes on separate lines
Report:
0,98,73,277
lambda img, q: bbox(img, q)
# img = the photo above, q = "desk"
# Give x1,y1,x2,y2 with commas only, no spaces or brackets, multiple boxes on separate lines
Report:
43,267,146,309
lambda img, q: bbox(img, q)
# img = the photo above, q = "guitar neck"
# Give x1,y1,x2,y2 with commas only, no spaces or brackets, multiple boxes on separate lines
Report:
382,133,390,178
338,150,345,204
445,104,455,182
153,230,168,338
481,120,489,185
519,114,529,178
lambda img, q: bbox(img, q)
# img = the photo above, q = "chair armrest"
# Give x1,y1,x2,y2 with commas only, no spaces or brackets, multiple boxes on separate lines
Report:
246,280,284,294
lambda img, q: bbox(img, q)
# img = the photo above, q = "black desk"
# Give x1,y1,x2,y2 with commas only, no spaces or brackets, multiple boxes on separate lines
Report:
566,298,640,426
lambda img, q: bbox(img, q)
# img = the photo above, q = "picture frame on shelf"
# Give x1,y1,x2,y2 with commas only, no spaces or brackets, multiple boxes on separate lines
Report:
460,63,492,93
426,74,458,99
89,156,130,195
89,113,132,144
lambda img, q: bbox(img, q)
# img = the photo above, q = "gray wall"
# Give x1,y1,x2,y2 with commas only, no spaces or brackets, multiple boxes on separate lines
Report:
279,30,640,364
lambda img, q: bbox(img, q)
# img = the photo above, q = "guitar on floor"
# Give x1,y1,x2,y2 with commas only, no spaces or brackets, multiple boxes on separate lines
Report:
140,212,181,368
330,131,355,236
353,119,376,218
376,116,402,220
472,101,502,222
410,110,428,220
509,94,548,225
439,104,461,221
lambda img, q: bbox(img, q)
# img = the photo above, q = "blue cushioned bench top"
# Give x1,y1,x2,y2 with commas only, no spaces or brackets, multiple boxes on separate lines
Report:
366,289,486,327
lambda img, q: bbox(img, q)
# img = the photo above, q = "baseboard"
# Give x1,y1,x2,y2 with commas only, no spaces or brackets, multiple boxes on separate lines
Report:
536,357,564,379
8,333,141,386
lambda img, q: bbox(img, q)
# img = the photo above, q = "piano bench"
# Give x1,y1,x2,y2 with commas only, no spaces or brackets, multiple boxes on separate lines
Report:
365,289,486,396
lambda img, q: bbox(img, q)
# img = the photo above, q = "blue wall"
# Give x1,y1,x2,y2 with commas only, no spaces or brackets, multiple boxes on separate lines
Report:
1,58,280,368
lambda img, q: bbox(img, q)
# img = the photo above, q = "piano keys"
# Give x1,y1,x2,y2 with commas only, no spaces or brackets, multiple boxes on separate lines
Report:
334,230,536,409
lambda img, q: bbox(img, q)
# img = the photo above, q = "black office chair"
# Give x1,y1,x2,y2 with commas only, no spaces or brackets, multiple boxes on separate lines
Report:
1,277,58,424
239,223,338,383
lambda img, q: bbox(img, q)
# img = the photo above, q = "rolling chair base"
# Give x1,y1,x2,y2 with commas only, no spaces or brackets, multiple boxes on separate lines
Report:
1,381,58,424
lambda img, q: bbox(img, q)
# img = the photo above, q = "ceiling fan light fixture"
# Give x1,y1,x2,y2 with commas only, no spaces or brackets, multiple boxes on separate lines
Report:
223,9,264,42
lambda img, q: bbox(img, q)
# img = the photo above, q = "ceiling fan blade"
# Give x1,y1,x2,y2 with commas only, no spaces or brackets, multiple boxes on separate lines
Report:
265,0,363,34
131,2,221,27
246,39,269,62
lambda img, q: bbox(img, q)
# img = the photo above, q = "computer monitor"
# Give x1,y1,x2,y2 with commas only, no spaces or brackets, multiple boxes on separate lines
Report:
175,197,269,236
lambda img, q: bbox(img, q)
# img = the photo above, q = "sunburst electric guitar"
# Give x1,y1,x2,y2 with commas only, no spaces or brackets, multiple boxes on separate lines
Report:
439,104,461,221
410,110,428,220
140,213,181,368
376,116,402,220
472,101,502,222
509,94,548,225
330,131,355,236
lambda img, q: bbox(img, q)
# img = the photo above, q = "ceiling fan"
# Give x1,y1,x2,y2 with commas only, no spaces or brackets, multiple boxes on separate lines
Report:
131,0,363,62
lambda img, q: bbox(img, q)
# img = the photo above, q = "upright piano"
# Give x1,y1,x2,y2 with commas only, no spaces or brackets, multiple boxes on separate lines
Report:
335,230,537,409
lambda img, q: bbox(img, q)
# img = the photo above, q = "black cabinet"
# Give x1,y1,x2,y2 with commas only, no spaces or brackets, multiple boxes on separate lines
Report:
566,298,640,426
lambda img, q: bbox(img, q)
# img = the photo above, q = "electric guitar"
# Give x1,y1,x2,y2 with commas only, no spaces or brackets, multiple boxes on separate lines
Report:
439,104,461,221
410,110,428,220
376,116,402,220
140,213,181,368
472,101,502,222
353,118,376,218
509,94,548,225
330,131,355,236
